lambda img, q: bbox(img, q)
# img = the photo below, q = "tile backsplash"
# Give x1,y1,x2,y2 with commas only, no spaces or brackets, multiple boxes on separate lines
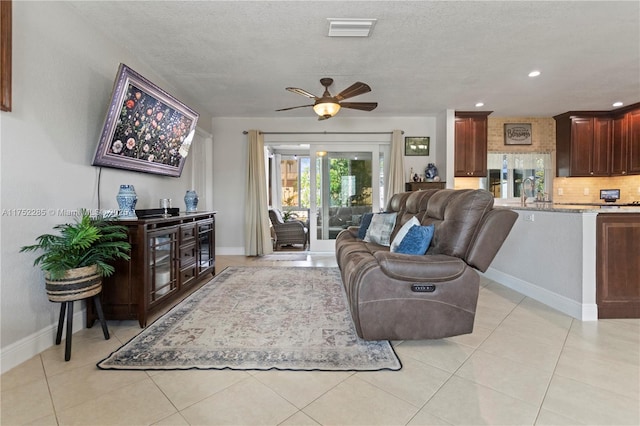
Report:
553,175,640,204
453,175,640,203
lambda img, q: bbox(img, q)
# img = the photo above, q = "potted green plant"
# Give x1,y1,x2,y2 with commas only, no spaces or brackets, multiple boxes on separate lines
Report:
20,210,131,302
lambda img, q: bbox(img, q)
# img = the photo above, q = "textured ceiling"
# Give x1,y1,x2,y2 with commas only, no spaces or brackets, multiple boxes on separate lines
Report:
68,1,639,119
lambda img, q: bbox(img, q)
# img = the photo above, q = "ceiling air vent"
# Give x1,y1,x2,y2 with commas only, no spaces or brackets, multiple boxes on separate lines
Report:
327,18,377,37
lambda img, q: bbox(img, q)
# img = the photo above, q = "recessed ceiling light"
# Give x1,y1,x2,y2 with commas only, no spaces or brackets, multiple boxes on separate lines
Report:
475,102,484,107
528,70,541,77
327,18,377,37
613,101,623,107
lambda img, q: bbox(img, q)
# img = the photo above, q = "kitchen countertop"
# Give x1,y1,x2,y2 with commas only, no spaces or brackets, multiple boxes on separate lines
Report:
494,201,640,213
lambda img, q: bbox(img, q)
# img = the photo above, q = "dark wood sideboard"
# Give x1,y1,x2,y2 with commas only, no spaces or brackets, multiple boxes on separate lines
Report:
405,181,446,191
87,212,216,328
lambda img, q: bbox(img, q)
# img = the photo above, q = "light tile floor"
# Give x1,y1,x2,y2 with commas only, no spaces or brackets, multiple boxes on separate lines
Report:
2,254,639,425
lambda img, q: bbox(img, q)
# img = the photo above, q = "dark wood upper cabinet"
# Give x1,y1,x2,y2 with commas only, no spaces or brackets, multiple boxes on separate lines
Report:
628,108,640,174
568,117,595,176
555,103,639,177
611,114,629,175
454,111,491,177
593,117,612,176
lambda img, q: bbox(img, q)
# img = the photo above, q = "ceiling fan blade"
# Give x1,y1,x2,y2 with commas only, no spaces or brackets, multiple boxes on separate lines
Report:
286,87,318,99
339,102,378,111
275,104,314,112
335,82,371,101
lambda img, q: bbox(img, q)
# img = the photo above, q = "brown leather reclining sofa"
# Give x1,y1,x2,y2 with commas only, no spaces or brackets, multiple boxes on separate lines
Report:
335,188,517,340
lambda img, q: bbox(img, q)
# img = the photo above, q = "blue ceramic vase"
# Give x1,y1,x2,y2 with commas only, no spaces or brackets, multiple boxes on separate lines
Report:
184,190,198,213
425,163,438,180
116,185,138,219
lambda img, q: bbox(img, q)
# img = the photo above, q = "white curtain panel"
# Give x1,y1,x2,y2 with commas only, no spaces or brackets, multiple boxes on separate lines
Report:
385,129,406,203
244,130,273,256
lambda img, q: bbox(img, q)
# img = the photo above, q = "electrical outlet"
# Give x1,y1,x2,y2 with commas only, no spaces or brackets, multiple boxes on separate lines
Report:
558,188,564,196
584,188,590,196
637,186,640,195
523,213,535,222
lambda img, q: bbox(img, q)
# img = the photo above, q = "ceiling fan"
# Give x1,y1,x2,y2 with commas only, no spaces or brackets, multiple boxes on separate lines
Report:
276,78,378,120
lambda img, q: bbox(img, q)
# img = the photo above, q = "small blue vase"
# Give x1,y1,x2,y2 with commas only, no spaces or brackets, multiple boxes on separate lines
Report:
116,185,137,219
184,190,198,213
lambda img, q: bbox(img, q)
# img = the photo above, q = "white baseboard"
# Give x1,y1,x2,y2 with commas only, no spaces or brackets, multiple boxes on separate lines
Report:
1,306,86,374
216,247,245,255
216,248,336,256
482,267,598,321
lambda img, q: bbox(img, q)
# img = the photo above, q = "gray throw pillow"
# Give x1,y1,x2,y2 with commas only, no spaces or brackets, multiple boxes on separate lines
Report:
364,212,397,246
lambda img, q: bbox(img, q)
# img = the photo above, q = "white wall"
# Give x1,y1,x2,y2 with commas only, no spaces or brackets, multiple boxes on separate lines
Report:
0,1,213,371
483,210,598,320
212,117,440,254
439,109,455,188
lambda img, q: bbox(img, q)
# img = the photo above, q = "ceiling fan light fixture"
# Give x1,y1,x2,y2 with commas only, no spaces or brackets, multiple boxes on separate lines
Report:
313,101,341,117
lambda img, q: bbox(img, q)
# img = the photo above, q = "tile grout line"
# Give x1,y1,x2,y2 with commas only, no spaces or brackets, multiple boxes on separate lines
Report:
533,317,576,425
405,292,536,425
41,353,61,426
401,292,516,425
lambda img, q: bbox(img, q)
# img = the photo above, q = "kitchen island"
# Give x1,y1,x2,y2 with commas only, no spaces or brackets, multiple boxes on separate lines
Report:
484,201,640,320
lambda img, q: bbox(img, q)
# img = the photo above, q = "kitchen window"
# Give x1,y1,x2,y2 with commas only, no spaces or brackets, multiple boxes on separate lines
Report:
487,152,552,201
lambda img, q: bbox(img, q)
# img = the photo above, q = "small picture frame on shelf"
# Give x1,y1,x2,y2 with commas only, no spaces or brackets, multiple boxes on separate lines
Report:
405,137,430,156
504,123,532,145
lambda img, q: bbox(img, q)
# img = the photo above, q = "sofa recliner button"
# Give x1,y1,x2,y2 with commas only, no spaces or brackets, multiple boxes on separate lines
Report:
411,284,436,292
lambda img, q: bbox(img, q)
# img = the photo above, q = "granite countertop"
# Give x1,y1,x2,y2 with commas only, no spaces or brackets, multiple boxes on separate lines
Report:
493,201,640,213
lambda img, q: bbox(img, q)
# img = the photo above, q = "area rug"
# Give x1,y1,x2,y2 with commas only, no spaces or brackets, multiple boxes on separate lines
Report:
259,253,309,261
97,266,401,371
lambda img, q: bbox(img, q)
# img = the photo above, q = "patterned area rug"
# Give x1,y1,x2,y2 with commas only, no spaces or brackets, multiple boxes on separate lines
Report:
98,266,401,371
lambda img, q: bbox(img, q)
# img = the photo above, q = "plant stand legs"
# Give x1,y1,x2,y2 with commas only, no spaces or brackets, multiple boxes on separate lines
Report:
54,301,74,361
55,295,110,362
55,302,67,346
93,294,110,340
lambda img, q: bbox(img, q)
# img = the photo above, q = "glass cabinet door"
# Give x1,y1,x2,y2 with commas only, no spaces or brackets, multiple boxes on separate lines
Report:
197,219,215,274
147,226,178,306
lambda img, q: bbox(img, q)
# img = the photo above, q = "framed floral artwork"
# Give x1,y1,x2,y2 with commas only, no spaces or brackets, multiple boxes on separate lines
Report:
92,63,199,177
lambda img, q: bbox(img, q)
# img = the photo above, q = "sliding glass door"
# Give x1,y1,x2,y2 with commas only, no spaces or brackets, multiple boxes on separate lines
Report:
309,145,381,252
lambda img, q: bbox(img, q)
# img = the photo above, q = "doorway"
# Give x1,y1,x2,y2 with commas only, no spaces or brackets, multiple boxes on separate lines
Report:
309,145,381,251
268,141,387,252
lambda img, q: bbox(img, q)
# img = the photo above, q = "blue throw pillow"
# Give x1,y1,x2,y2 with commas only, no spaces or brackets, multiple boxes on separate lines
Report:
395,224,435,255
390,216,420,252
358,212,375,240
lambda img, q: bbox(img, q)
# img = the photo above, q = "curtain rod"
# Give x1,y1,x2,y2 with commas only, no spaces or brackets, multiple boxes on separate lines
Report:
242,131,403,135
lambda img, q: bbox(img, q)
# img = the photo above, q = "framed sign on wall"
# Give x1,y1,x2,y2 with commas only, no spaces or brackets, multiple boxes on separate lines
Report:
504,123,532,145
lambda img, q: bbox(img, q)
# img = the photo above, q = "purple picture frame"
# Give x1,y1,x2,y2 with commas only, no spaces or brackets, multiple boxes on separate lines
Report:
92,64,199,177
